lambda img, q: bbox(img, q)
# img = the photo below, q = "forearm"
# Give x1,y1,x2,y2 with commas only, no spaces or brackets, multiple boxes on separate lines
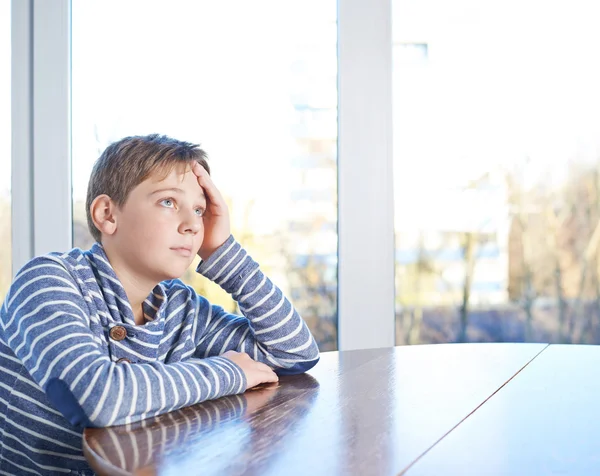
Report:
197,236,320,371
46,355,246,428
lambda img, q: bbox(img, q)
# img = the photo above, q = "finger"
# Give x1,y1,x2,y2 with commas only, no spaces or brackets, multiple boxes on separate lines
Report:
255,362,275,373
247,380,279,393
195,167,225,206
246,379,279,391
257,364,278,380
191,161,203,177
262,370,279,383
191,161,212,187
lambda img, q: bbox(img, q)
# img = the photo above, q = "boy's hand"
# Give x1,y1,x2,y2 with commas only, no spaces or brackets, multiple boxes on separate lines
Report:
192,162,231,260
221,351,279,389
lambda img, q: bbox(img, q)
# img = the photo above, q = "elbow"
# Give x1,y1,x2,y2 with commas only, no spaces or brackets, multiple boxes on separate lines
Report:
46,378,99,430
276,356,320,376
278,338,320,375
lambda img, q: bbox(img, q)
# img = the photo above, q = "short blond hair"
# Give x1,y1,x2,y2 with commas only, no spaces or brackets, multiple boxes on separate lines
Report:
85,134,210,243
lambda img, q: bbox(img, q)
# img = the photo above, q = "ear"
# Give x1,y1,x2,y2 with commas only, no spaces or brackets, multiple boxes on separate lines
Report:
90,194,118,237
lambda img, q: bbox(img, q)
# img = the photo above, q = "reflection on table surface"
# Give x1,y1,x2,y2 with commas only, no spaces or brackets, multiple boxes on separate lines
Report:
84,373,320,475
84,344,550,476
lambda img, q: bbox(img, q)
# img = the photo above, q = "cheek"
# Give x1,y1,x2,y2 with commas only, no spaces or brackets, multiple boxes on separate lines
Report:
123,208,171,239
197,222,205,237
194,222,205,245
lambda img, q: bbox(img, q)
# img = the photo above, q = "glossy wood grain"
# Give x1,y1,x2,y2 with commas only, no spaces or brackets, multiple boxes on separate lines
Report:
406,344,600,475
84,343,547,476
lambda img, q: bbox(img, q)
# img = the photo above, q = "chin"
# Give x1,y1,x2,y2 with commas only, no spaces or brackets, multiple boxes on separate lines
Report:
153,265,188,282
164,268,187,281
151,255,195,282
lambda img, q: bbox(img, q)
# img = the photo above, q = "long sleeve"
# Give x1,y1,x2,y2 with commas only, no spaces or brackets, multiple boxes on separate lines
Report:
0,255,248,429
193,236,320,374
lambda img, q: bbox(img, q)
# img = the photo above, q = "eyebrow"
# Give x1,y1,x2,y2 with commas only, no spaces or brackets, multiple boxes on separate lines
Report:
150,187,206,201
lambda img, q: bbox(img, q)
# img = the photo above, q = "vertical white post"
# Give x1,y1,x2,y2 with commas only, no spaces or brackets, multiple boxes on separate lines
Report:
11,0,34,276
12,0,71,274
338,0,395,350
32,0,71,256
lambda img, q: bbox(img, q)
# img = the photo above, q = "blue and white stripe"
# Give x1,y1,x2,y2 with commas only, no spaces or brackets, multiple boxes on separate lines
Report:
0,235,319,475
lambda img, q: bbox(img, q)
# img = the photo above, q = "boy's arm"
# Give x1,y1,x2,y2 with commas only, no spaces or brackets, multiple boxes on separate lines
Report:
193,236,320,374
0,256,249,429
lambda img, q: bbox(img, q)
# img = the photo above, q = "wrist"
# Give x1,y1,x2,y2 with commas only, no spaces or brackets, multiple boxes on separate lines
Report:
198,237,228,261
197,235,257,293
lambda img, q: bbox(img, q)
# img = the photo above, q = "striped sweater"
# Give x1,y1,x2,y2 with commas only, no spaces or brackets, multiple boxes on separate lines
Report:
0,235,320,475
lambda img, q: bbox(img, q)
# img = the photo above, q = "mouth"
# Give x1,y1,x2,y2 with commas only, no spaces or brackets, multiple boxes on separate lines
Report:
170,246,193,258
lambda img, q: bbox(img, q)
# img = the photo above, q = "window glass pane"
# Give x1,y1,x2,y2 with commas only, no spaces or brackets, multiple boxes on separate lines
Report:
393,0,600,345
0,2,11,302
72,0,338,350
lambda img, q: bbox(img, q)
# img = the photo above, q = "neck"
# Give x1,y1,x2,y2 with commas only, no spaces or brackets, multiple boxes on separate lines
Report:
102,244,156,326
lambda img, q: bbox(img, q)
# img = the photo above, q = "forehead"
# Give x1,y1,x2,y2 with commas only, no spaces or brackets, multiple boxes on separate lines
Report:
142,163,205,198
148,160,193,183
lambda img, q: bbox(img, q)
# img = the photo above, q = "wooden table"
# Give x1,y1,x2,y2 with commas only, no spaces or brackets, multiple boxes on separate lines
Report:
83,343,599,475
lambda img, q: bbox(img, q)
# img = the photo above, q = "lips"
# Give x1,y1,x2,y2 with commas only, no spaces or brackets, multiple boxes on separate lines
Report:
170,246,193,258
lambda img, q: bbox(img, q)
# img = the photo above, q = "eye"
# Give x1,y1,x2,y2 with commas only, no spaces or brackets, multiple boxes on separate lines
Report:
159,198,175,208
195,208,205,217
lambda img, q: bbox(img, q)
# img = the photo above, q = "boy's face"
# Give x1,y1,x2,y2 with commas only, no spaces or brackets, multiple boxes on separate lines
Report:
109,164,206,283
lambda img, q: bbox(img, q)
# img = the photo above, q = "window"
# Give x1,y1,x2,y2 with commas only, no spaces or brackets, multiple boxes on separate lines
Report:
0,2,11,302
393,0,600,345
71,0,338,350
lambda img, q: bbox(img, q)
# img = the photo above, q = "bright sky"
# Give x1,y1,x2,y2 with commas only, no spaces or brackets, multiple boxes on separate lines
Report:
391,0,600,231
2,0,600,227
69,0,336,235
392,0,600,191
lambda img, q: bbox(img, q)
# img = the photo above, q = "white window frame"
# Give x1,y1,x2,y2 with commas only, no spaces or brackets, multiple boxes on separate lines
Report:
11,0,395,351
338,0,395,350
11,0,34,277
11,0,71,278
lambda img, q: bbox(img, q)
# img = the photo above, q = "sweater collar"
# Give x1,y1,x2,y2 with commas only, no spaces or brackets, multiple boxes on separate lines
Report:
84,242,167,326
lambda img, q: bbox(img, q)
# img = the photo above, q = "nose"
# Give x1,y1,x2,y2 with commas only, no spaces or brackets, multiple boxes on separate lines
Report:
178,209,202,235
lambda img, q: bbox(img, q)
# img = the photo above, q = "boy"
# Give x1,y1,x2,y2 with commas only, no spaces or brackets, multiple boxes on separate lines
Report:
0,134,320,475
